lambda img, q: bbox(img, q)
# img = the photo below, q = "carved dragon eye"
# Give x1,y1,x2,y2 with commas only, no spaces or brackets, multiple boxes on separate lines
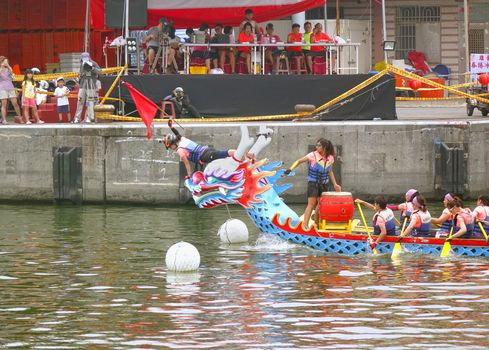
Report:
191,171,206,184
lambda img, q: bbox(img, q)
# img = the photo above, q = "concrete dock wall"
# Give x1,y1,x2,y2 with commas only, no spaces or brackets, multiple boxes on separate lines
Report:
0,121,487,204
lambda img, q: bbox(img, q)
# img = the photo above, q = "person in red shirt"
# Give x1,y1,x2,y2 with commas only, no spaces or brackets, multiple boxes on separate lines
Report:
287,23,303,59
237,22,255,74
310,23,333,68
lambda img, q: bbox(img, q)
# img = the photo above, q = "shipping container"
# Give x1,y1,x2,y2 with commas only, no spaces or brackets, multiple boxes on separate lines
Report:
42,32,55,64
0,33,9,57
7,0,25,30
8,32,23,68
0,0,8,30
52,0,68,29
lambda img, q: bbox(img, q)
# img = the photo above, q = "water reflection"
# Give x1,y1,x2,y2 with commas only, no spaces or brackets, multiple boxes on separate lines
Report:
1,203,489,349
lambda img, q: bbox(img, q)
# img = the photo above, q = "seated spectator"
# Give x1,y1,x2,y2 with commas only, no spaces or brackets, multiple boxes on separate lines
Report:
287,23,303,59
260,23,282,73
190,23,212,71
210,24,229,70
185,28,195,43
310,23,334,69
302,21,313,73
163,87,201,119
223,26,236,74
238,22,255,74
143,17,175,74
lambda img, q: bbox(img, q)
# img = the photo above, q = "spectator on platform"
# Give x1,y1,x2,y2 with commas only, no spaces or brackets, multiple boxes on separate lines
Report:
21,69,43,124
191,23,212,71
310,23,334,71
36,80,49,107
143,17,175,74
223,26,236,73
0,56,22,124
238,22,255,74
260,23,282,73
210,24,231,71
73,52,101,124
185,28,195,43
302,21,313,73
54,77,71,123
163,87,201,119
287,23,303,59
239,8,262,36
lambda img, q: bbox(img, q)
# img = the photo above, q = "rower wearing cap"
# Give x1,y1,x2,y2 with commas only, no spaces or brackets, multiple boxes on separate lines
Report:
387,188,419,229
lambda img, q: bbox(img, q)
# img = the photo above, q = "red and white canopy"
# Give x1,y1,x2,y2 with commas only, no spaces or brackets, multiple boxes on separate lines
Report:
147,0,325,28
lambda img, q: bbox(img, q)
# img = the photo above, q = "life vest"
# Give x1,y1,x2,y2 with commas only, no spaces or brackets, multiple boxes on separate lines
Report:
399,201,415,227
373,208,396,236
177,137,208,164
307,153,331,184
452,211,475,238
411,209,431,236
473,206,489,237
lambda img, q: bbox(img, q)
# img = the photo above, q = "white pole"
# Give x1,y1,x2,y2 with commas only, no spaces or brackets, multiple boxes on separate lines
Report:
382,0,387,62
292,12,306,28
125,0,130,72
84,0,91,52
464,0,470,82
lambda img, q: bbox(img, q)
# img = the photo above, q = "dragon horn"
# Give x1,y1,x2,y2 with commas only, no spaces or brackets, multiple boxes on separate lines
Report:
234,125,255,161
248,125,273,158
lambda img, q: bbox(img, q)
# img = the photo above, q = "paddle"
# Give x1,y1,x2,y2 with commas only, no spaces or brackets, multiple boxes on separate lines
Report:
391,217,408,259
440,227,454,258
477,221,489,242
356,201,378,255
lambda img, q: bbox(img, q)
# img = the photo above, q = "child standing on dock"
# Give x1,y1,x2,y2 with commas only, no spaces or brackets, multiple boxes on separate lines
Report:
21,69,43,124
54,77,71,123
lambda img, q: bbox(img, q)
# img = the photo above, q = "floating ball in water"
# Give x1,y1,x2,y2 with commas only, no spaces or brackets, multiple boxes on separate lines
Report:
218,219,249,243
165,242,200,272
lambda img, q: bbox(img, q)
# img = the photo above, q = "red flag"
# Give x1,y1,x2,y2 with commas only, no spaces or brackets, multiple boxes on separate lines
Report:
123,81,158,139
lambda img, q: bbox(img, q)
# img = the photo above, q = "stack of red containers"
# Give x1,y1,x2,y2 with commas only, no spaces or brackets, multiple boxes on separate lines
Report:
0,0,116,72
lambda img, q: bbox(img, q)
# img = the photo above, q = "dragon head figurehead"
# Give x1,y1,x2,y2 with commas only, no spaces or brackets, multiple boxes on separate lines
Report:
184,126,275,209
185,158,274,209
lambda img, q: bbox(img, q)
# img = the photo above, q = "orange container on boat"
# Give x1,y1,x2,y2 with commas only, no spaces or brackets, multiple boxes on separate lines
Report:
319,192,354,223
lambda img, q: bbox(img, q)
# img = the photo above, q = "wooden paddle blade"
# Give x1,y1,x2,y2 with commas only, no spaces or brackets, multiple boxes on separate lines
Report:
440,241,451,257
391,242,402,258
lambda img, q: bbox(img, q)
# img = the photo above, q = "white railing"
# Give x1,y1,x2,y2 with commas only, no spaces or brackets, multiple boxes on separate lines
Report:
181,42,361,75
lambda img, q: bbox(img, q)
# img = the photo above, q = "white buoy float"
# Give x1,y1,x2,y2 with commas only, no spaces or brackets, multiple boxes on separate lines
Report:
218,219,249,243
165,242,200,272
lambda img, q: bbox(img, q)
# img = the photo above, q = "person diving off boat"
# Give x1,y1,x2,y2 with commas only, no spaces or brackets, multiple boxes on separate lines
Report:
163,120,254,178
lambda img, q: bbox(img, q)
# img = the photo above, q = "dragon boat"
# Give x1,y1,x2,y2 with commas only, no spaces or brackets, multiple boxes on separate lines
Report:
184,126,489,257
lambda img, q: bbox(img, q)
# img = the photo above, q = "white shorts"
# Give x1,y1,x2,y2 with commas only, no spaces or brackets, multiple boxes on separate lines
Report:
0,89,17,100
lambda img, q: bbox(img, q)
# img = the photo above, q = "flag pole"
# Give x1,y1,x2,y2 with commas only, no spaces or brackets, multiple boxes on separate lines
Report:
84,0,91,52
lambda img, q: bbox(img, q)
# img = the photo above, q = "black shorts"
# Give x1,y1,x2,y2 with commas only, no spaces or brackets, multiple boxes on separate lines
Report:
200,148,229,163
307,181,328,198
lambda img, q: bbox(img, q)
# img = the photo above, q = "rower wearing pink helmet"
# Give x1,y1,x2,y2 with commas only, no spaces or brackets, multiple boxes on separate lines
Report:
431,193,455,237
401,195,432,237
387,188,419,228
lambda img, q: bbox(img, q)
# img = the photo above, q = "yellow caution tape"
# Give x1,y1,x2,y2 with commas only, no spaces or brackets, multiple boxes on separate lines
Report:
13,66,126,82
